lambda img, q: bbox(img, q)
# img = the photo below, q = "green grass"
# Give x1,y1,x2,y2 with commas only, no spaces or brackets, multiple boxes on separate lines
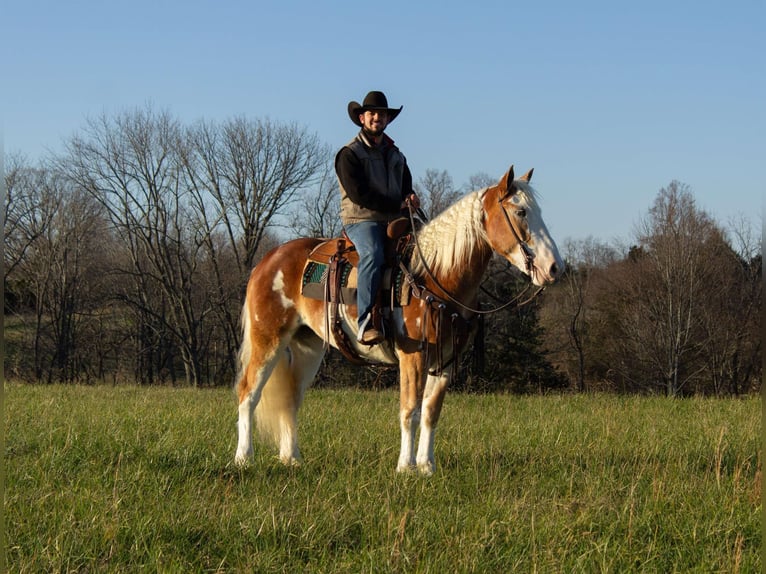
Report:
4,383,761,573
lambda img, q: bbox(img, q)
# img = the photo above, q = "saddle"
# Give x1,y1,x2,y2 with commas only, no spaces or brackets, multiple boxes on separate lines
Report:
301,217,475,373
301,218,414,306
300,218,414,363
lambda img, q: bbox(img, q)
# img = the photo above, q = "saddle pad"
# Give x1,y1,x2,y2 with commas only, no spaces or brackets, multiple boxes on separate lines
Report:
301,261,357,303
301,259,410,307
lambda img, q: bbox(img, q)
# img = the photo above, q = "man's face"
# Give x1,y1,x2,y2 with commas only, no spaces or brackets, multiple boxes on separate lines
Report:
359,110,389,137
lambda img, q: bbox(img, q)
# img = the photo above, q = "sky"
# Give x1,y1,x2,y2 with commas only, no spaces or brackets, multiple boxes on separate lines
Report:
3,0,763,246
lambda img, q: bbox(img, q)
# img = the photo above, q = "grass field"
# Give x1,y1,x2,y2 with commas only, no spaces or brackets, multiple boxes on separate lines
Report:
4,383,761,573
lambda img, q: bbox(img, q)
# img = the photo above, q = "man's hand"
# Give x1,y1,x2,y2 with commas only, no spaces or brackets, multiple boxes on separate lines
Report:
402,193,421,210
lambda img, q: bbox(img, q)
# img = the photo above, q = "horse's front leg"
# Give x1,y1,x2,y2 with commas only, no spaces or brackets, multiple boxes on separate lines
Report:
416,371,449,476
397,405,420,472
397,354,425,473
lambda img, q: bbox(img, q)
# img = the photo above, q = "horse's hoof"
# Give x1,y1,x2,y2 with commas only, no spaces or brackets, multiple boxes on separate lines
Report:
278,455,302,467
417,462,435,477
234,452,252,468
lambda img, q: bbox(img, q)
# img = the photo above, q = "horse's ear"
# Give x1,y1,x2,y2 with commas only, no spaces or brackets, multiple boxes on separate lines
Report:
520,168,534,183
501,165,515,191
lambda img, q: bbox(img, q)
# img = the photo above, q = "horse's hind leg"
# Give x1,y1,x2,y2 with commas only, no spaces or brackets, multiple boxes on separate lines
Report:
234,336,284,466
254,329,325,465
234,287,291,466
234,237,324,467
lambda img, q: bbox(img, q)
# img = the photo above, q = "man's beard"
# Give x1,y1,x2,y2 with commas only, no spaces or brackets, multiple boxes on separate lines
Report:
362,125,385,138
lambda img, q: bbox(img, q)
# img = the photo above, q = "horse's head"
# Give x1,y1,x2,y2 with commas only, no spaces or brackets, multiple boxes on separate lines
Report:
482,166,564,286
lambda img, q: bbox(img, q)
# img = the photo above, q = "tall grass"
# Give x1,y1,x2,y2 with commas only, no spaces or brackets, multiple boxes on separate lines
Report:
4,383,761,572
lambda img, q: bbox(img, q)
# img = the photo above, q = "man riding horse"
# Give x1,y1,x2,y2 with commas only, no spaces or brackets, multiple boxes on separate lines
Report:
233,91,563,474
335,91,421,345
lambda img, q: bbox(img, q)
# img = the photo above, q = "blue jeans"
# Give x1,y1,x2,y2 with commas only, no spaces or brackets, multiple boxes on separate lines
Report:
344,221,387,330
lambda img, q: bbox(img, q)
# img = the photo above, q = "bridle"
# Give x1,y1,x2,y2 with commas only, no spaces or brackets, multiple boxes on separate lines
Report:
496,190,536,277
405,190,544,317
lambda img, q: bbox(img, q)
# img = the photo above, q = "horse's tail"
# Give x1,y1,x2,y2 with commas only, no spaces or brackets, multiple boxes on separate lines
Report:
234,294,253,394
254,349,299,450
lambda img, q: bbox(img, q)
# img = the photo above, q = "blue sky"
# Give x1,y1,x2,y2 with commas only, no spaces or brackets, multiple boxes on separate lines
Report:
3,0,763,244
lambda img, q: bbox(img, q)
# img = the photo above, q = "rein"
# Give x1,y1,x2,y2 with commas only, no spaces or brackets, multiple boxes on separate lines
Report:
404,199,544,317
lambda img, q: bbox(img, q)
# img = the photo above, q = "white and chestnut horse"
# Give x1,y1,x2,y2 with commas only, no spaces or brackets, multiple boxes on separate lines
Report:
234,166,563,475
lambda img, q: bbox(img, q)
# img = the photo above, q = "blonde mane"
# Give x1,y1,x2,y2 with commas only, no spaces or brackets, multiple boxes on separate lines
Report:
410,182,539,277
410,189,488,276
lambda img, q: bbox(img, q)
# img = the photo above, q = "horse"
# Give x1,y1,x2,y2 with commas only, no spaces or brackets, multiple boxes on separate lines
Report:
233,165,564,475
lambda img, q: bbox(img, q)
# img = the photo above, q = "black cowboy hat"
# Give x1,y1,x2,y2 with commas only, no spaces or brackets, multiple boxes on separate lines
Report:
347,91,403,127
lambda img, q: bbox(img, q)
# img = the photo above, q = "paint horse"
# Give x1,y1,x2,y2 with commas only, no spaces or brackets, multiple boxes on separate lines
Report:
234,166,564,475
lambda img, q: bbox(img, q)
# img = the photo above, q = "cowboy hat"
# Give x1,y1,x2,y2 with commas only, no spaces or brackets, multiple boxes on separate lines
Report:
347,91,403,127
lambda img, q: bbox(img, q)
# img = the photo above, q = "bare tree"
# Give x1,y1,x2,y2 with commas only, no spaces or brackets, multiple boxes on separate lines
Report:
42,179,109,382
286,159,341,239
3,155,57,288
6,165,64,378
181,117,327,377
4,160,110,382
60,107,212,385
48,107,327,386
464,171,495,193
415,169,461,219
697,218,761,394
185,116,326,274
541,237,618,391
610,182,723,395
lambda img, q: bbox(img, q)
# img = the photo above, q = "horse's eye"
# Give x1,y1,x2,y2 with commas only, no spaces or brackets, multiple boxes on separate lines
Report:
516,208,527,218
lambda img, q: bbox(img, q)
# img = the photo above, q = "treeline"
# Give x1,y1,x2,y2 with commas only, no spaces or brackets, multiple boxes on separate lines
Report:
3,107,761,395
539,186,761,396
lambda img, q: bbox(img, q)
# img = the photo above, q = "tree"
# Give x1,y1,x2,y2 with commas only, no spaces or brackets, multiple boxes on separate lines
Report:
457,256,566,393
181,116,327,380
60,107,213,385
3,155,57,301
286,158,342,239
4,160,110,382
464,172,496,193
4,163,65,379
184,116,327,274
41,179,110,382
59,109,317,385
696,219,761,395
540,237,619,391
415,169,461,219
607,182,724,395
